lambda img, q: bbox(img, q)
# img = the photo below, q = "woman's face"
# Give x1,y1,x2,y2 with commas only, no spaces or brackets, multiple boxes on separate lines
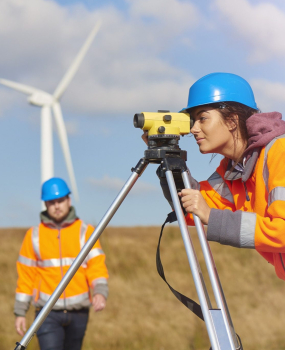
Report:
190,106,236,157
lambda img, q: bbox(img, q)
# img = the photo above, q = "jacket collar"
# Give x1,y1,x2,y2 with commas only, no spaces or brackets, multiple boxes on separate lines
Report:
224,148,260,182
40,206,78,229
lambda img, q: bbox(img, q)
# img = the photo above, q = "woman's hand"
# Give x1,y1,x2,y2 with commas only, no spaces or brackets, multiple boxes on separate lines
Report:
179,189,211,225
141,131,148,145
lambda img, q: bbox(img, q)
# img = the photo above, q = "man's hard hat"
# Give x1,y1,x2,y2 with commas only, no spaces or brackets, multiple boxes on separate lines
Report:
181,72,258,111
41,177,71,201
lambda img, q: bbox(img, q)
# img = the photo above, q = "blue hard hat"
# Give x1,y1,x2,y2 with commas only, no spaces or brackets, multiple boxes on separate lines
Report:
181,72,258,111
41,177,71,201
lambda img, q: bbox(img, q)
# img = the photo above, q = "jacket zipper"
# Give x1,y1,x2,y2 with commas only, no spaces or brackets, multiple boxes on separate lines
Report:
242,182,250,201
58,229,67,311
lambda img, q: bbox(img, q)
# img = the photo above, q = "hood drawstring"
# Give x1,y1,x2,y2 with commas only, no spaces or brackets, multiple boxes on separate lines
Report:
243,182,250,201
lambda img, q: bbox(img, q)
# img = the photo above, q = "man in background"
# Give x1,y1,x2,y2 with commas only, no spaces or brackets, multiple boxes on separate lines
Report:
14,177,109,350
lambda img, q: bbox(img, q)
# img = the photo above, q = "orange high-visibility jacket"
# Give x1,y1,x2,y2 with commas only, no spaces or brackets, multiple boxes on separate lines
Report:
15,214,108,316
186,134,285,281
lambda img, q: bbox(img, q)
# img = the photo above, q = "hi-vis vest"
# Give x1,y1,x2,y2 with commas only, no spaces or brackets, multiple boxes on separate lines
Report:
186,135,285,281
15,219,108,309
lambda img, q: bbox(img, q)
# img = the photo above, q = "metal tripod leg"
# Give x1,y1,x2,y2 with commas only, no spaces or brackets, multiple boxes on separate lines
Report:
182,170,239,349
165,168,238,350
15,158,149,350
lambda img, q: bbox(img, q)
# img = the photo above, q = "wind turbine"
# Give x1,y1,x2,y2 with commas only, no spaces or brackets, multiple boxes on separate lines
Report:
0,21,102,201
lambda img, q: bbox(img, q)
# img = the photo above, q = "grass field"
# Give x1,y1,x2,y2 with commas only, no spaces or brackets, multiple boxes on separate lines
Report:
1,226,285,350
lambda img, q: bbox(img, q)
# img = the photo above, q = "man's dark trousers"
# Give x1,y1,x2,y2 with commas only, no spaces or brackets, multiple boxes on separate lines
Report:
36,309,89,350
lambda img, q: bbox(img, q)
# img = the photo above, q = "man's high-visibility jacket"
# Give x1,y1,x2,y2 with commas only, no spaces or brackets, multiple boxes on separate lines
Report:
186,133,285,281
14,207,109,317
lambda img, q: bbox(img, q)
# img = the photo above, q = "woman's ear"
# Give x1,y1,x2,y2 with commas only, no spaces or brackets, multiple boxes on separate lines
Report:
226,114,238,131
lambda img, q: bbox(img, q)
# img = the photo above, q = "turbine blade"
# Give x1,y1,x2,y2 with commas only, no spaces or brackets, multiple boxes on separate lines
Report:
52,102,79,201
0,78,41,95
53,20,102,101
41,106,54,183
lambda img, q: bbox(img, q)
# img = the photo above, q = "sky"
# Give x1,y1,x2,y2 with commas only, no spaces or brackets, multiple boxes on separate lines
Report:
1,0,285,227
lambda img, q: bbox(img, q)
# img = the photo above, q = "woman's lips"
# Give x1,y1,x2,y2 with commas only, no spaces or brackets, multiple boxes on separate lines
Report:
196,138,205,144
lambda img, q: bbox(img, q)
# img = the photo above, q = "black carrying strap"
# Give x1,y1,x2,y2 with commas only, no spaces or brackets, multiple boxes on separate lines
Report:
157,212,244,350
156,211,204,321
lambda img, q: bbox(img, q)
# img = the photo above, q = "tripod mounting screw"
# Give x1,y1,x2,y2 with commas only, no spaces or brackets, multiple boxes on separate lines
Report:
158,126,165,133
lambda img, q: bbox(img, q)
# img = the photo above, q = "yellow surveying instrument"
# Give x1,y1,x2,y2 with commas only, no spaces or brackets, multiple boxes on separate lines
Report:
15,110,242,350
133,110,191,136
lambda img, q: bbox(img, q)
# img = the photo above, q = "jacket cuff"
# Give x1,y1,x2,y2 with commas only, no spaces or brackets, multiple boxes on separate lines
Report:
207,208,242,248
14,300,29,317
93,284,109,299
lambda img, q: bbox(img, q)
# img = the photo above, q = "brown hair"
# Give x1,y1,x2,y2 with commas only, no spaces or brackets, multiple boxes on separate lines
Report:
217,102,258,144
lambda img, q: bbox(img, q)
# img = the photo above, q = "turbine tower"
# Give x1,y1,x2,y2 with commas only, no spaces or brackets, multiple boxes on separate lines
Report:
0,21,102,201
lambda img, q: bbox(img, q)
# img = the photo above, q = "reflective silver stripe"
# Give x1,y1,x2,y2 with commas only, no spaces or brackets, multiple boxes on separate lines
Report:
240,212,256,248
18,255,37,267
92,278,108,288
79,221,92,267
268,187,285,207
207,171,234,204
86,248,104,262
37,257,76,268
263,134,285,193
80,221,88,250
16,292,32,302
38,291,89,307
37,256,94,267
32,225,41,260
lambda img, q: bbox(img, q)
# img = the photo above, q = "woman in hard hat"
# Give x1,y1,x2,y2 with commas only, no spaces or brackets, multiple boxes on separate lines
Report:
178,72,285,280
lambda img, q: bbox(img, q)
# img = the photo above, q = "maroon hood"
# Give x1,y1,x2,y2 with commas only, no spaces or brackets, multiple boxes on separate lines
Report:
244,112,285,158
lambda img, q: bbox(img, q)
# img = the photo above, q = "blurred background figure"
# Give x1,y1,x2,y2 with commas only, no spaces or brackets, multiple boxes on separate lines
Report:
14,177,109,350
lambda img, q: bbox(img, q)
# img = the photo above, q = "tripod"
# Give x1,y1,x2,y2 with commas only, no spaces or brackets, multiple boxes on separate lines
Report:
15,137,240,350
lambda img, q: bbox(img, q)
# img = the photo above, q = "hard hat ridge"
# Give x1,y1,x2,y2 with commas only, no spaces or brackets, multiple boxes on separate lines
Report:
41,177,71,201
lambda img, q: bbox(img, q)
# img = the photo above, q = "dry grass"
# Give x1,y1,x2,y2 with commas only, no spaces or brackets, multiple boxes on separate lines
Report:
1,226,285,350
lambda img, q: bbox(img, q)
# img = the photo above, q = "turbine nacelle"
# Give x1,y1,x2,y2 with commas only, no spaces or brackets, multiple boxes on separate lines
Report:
28,92,55,107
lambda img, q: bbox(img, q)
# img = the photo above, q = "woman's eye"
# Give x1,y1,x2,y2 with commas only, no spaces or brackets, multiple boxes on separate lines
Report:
199,116,206,122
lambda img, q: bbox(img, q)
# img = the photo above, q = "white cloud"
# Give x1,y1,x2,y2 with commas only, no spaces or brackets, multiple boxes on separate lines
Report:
251,78,285,112
0,0,198,118
215,0,285,63
129,0,200,33
87,174,157,194
71,68,193,114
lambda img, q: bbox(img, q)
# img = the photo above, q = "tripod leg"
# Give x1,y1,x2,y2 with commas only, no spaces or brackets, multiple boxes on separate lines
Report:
15,158,149,350
165,170,220,350
181,170,239,349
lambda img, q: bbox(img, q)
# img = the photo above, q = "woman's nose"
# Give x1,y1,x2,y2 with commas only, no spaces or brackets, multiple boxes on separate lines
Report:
190,120,200,134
